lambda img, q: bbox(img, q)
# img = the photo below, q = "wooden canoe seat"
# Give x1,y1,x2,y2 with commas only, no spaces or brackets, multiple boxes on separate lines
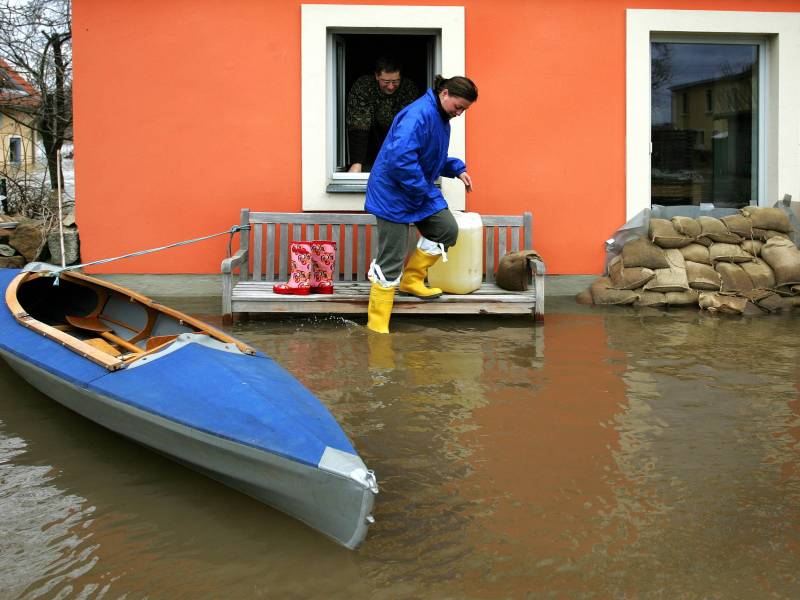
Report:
65,315,145,354
84,337,122,357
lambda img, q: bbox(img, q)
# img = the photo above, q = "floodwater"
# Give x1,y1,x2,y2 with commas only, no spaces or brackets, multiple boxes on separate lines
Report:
2,303,800,599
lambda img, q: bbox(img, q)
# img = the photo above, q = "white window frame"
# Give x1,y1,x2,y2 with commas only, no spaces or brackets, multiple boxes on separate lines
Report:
626,9,800,219
301,4,466,211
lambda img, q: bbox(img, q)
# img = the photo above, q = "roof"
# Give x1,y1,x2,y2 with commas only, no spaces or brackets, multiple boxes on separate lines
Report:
0,57,39,110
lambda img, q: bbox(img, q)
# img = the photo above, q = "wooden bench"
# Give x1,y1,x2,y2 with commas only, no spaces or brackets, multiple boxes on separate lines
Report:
221,209,544,324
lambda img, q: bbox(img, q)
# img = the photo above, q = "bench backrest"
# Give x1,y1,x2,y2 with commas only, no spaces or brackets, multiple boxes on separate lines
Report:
237,209,533,283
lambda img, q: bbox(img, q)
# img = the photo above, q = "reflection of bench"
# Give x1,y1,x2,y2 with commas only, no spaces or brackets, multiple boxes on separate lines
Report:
222,210,544,324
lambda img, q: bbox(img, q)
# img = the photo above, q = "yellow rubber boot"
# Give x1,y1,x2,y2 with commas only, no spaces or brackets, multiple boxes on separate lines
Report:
399,248,443,299
367,283,395,334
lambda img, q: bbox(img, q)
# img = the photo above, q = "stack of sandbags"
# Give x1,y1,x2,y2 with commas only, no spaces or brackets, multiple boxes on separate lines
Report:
582,206,800,314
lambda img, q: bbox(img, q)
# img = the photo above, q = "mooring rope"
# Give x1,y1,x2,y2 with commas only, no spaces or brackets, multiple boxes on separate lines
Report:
47,224,251,284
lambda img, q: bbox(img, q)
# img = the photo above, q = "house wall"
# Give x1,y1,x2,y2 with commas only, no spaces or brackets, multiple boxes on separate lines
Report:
72,0,800,275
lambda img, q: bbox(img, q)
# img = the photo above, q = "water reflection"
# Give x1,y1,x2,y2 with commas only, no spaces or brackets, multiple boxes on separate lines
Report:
2,311,800,598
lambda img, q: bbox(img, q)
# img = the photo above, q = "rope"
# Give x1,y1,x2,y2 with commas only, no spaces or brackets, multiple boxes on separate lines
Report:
49,224,251,285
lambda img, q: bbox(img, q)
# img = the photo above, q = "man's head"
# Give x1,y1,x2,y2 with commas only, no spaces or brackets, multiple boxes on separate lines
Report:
374,57,403,96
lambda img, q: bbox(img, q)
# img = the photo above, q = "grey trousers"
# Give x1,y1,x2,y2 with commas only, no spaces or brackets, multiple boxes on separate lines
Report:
374,209,459,282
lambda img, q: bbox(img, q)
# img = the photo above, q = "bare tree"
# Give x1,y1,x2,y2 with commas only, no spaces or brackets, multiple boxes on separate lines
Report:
0,0,71,191
651,42,673,92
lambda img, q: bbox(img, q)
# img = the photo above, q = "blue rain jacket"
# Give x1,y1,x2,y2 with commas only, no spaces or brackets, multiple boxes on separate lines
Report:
365,89,466,224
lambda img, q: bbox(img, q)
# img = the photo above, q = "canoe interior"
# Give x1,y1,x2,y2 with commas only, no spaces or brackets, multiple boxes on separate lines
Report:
10,271,254,369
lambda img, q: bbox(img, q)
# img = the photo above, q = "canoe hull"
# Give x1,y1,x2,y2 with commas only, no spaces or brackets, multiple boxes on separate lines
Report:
0,347,374,549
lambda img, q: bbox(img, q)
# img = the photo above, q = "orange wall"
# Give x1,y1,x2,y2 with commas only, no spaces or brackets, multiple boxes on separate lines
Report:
72,0,800,274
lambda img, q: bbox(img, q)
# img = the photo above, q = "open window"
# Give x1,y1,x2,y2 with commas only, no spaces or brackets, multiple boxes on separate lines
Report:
301,5,466,212
328,32,435,191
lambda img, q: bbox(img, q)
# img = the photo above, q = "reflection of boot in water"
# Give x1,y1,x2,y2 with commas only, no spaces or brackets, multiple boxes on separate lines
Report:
367,331,395,371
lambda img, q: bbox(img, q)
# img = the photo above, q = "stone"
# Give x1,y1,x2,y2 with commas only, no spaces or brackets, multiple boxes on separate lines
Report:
0,243,15,256
48,227,80,265
8,219,45,262
0,255,26,269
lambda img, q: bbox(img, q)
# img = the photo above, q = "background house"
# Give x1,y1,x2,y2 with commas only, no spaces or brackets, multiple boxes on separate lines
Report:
0,57,39,205
71,1,800,275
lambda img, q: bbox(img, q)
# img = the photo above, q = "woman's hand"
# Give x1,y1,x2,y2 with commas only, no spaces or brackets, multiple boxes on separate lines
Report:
459,172,473,192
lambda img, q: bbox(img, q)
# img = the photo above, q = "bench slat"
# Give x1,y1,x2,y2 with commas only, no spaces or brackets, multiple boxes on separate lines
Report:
344,225,353,281
357,224,367,282
279,224,288,281
485,227,495,283
266,223,275,280
332,225,341,280
253,223,263,281
250,212,377,225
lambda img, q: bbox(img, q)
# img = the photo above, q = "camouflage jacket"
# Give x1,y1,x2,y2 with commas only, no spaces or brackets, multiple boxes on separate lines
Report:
346,75,419,167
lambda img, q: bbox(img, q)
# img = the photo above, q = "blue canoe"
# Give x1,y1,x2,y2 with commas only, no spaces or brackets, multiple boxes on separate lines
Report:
0,265,377,549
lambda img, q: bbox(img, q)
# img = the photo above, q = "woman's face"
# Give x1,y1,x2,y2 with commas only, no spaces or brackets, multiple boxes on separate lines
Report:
438,89,473,119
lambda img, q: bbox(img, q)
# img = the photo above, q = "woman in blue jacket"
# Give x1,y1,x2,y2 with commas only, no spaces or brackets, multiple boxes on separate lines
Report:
365,75,478,334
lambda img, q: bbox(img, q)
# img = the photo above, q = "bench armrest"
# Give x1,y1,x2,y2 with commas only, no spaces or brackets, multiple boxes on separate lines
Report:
221,248,248,274
530,258,546,277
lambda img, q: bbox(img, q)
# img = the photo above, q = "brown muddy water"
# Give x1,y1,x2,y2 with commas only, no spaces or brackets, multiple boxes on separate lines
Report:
2,304,800,599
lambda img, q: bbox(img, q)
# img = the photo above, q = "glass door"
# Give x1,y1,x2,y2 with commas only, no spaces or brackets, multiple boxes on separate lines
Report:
651,40,762,208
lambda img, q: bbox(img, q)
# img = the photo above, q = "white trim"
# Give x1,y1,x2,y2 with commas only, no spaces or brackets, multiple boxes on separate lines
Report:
301,4,466,211
626,9,800,219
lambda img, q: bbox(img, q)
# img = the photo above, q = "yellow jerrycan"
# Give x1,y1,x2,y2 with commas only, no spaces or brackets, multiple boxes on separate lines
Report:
428,211,483,294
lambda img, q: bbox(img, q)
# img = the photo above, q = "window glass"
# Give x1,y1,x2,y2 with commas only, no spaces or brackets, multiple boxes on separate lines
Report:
9,137,21,163
651,42,759,207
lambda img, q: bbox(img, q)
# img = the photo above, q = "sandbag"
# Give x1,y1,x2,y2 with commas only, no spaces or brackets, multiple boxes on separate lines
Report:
693,235,713,247
740,206,793,233
715,262,754,293
720,214,754,238
742,290,790,313
751,228,769,241
709,243,754,264
764,230,791,241
686,261,721,291
698,292,748,314
665,289,700,306
635,290,667,308
608,254,655,290
643,248,690,292
760,237,800,288
649,218,693,248
575,288,594,305
671,216,701,238
589,277,638,305
621,237,670,269
679,243,711,265
697,216,743,244
751,229,790,242
739,259,776,289
741,239,763,257
495,249,543,291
